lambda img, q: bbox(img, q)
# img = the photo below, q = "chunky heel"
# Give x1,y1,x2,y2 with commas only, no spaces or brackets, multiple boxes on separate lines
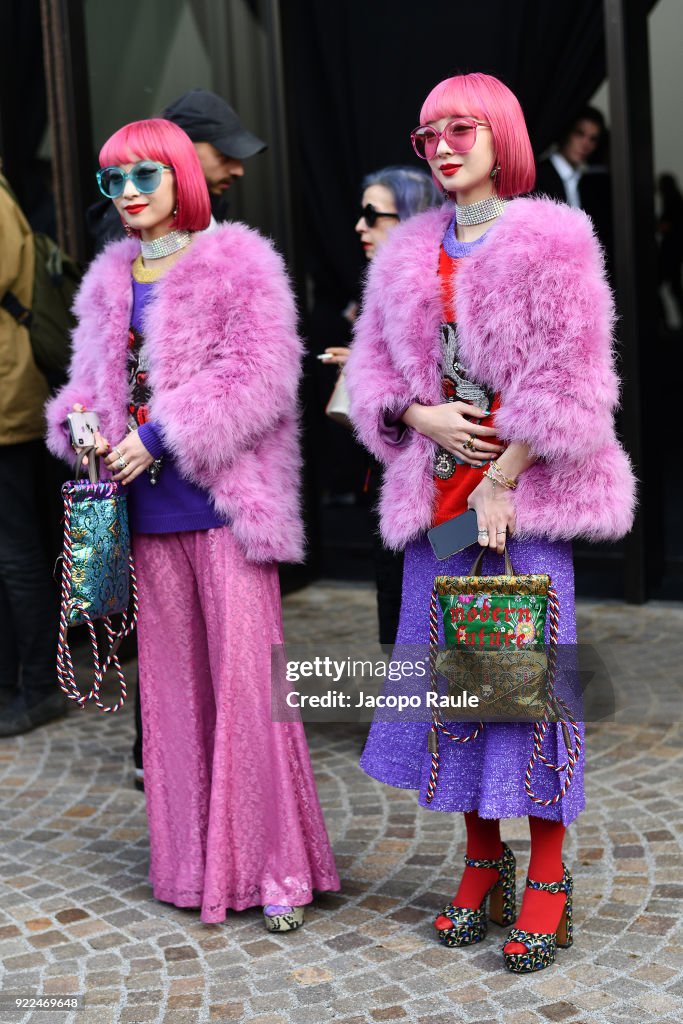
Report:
435,842,516,947
556,872,573,948
503,865,573,973
488,844,516,927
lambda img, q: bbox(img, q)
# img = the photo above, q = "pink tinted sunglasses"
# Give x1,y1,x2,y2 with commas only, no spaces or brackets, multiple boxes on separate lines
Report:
411,118,491,160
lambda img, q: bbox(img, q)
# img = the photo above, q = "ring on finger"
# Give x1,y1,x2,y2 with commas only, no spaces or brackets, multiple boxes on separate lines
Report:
116,456,127,470
463,435,477,452
478,529,489,537
496,530,507,536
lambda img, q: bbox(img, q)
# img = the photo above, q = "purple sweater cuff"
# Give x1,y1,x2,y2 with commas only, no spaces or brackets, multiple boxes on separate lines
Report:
378,408,409,446
138,422,166,460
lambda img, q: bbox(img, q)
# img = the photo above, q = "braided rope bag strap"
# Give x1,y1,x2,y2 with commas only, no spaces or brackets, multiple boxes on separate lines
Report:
524,585,582,806
425,585,484,804
56,483,138,713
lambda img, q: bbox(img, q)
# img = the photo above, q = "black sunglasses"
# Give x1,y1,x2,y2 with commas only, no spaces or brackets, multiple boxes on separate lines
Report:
361,203,400,228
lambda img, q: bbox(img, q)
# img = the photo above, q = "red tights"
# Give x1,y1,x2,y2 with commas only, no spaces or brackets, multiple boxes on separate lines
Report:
434,813,567,946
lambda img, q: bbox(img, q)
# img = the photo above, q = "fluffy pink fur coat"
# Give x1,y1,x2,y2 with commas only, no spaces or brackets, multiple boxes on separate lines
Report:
45,223,304,563
345,197,636,549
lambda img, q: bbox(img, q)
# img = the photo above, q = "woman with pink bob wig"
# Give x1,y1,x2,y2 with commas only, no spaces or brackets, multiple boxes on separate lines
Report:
46,118,339,931
346,73,634,972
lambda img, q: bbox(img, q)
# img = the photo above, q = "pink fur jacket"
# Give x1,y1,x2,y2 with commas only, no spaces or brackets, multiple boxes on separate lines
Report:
45,223,304,563
345,197,636,550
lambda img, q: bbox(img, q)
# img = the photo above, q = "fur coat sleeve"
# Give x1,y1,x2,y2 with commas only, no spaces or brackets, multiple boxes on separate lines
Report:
146,225,303,483
456,199,620,461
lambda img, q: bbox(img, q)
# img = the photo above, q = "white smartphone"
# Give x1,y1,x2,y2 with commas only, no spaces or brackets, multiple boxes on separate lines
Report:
66,410,101,449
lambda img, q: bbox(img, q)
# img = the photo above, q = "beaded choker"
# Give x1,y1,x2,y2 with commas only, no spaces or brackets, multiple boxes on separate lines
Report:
140,229,192,260
454,195,507,226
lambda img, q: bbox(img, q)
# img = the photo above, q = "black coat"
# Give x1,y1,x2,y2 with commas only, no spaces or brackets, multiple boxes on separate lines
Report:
535,158,613,268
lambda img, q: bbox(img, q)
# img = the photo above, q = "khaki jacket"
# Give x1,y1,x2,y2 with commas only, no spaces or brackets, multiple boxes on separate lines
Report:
0,173,48,444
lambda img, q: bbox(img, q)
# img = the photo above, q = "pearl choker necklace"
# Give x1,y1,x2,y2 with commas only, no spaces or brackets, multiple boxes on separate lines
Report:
140,229,192,260
455,196,507,226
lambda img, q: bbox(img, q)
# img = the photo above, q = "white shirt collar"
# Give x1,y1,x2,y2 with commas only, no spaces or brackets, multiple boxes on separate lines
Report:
549,153,583,208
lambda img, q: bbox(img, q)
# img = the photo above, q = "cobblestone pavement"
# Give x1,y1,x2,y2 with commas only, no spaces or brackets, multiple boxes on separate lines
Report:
1,584,682,1024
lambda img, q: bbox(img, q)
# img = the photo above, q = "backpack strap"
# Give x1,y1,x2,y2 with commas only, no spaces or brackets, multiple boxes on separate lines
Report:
0,290,32,327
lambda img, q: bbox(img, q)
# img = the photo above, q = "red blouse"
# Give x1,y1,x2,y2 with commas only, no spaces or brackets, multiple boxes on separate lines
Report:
432,245,502,527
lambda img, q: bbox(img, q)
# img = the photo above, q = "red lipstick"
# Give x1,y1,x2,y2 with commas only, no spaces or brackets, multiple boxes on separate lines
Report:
439,164,461,177
125,204,147,214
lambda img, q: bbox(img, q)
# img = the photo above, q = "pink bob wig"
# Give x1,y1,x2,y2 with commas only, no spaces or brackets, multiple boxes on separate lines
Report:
420,73,536,198
99,118,211,233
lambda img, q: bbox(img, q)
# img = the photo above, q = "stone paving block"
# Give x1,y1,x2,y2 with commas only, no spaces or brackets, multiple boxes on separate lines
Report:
500,1014,545,1024
209,1003,245,1020
83,989,122,1006
118,1005,157,1022
537,1004,579,1022
168,975,206,994
86,930,128,950
163,943,199,961
27,929,69,949
250,992,296,1012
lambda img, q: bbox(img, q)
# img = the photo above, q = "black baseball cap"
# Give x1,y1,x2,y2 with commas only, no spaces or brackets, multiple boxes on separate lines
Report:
162,89,267,160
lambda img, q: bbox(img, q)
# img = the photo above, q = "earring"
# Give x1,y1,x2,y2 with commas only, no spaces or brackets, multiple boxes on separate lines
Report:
120,218,133,237
172,205,178,217
490,164,501,179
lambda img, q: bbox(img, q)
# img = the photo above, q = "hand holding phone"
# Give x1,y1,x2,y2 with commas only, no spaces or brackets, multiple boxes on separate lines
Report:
67,410,101,450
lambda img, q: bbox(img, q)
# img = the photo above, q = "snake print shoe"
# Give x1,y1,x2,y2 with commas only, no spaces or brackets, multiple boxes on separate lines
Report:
263,904,305,932
503,865,573,973
435,842,516,947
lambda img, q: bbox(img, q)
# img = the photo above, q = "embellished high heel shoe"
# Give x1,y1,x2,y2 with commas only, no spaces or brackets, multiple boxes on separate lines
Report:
503,865,573,973
434,842,516,947
263,904,305,933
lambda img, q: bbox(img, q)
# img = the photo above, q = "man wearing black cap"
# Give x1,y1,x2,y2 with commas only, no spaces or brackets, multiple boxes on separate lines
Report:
163,89,266,221
87,89,267,251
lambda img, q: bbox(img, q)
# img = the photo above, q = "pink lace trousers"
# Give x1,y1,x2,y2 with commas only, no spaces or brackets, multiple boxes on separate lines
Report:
133,528,340,923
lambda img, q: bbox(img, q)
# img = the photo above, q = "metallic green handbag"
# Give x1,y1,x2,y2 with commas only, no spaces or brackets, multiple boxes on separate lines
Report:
56,449,137,712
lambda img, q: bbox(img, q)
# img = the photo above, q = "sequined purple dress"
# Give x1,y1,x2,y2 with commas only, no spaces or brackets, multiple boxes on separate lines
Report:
360,534,584,824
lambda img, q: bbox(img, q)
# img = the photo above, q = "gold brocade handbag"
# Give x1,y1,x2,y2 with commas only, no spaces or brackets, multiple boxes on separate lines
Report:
434,548,556,722
425,548,581,808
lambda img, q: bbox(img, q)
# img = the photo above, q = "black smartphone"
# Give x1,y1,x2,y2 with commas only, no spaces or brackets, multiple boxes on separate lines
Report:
427,508,479,561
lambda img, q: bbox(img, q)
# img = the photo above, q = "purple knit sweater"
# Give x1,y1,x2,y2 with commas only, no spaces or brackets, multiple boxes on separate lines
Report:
127,278,226,534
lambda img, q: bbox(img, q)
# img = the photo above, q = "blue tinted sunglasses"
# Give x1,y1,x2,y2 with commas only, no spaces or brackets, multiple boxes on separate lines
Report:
96,160,173,199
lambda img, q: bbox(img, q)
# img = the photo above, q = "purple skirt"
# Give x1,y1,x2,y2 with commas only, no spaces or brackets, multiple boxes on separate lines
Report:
359,536,585,824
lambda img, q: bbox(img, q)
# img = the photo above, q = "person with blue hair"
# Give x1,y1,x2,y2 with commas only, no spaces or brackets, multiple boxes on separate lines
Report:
323,165,441,645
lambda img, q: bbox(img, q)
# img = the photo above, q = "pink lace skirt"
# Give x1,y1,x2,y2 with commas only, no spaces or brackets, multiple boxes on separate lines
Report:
133,527,340,923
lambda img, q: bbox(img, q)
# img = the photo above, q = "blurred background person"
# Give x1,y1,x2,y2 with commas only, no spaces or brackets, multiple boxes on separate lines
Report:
535,106,613,267
657,173,683,329
0,162,64,735
87,89,266,252
322,166,441,646
535,106,605,207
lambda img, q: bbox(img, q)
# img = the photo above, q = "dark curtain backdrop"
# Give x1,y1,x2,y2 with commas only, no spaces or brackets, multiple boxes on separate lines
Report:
285,0,608,307
0,0,47,211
